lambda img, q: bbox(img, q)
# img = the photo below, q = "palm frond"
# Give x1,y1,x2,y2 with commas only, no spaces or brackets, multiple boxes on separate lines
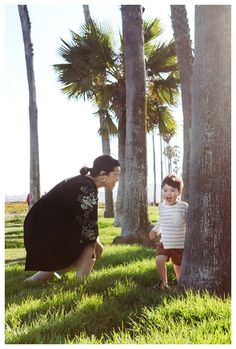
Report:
96,112,118,138
147,40,178,75
147,101,179,136
53,15,180,137
143,18,164,43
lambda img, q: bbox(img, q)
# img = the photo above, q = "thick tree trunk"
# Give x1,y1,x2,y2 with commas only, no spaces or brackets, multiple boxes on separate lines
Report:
170,5,193,203
179,5,231,296
18,5,40,206
115,5,152,246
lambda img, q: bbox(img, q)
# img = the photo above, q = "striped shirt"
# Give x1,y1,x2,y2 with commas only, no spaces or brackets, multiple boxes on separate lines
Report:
153,200,188,249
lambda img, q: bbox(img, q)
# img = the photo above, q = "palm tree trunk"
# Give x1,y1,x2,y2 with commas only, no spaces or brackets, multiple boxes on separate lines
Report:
114,112,126,226
168,154,172,174
163,141,168,176
118,5,152,245
100,115,114,218
179,5,231,296
170,5,193,202
159,135,164,201
18,5,40,206
152,132,157,205
83,5,91,22
160,136,163,182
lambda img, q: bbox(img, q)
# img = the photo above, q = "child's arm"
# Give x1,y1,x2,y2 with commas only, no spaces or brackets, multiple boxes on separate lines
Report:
149,223,160,240
149,229,160,240
149,210,161,240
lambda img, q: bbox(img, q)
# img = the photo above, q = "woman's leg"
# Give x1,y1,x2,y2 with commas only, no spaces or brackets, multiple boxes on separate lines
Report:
75,243,97,280
25,239,104,284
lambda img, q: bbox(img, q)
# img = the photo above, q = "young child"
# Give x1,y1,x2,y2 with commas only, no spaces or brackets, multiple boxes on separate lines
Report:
149,174,188,290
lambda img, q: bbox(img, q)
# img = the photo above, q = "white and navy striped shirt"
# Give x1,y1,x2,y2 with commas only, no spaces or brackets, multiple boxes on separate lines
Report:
153,200,188,249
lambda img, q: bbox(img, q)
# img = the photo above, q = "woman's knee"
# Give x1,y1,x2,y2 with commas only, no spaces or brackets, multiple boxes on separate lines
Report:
83,243,96,255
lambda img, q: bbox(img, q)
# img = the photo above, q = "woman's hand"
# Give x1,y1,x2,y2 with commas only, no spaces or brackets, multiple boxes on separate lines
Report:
95,238,103,259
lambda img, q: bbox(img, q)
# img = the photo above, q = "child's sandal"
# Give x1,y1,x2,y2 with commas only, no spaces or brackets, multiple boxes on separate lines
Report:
153,281,170,291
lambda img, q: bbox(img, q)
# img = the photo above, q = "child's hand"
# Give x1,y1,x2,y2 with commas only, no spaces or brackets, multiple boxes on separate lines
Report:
149,230,158,240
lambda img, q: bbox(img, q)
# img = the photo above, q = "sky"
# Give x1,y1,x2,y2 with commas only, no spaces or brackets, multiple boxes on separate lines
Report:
2,1,195,198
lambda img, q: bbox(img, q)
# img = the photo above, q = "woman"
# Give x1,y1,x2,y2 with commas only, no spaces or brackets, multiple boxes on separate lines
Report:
24,155,120,284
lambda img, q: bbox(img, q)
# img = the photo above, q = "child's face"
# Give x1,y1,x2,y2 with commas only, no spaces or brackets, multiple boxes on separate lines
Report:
162,184,180,205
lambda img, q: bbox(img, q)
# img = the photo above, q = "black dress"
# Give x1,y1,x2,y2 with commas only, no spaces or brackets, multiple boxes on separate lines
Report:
24,175,98,271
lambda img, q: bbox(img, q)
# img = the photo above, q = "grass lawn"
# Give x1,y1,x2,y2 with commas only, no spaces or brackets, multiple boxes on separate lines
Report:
5,203,231,344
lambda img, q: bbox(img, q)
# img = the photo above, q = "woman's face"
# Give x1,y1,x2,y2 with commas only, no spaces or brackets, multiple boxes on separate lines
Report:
104,166,120,190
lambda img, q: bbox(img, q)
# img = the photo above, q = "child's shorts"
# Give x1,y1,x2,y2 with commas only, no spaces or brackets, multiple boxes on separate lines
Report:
156,242,183,266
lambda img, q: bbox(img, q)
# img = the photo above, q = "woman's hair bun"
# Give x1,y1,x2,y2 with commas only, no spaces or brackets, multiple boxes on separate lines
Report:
80,155,120,177
80,166,91,176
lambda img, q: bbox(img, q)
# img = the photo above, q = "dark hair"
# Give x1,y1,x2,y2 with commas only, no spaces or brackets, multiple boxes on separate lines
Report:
161,174,183,193
80,155,120,177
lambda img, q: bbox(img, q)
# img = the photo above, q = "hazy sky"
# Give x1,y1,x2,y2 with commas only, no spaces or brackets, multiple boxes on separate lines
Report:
3,1,195,196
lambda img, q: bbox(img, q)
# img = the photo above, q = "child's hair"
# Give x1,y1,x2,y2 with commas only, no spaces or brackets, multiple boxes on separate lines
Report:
161,174,183,193
80,155,120,177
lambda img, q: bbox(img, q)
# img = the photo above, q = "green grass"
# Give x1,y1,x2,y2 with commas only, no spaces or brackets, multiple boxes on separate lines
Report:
5,205,231,344
5,219,24,249
5,248,26,265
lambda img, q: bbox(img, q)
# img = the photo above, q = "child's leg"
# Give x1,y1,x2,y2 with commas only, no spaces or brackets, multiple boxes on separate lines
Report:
156,255,168,284
25,271,54,284
173,263,181,282
75,243,96,280
171,249,183,282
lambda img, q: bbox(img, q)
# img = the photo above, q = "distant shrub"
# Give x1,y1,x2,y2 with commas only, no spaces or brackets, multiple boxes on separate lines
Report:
5,202,28,215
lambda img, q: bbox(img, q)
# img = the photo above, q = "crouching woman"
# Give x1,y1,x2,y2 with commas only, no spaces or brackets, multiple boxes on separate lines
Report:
24,155,120,285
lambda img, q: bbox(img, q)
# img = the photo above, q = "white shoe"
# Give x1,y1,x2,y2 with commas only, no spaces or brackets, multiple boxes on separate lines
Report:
53,272,62,280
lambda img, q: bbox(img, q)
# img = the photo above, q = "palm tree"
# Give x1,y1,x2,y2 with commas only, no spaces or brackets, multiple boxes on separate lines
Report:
82,4,114,218
170,5,194,202
179,5,231,296
18,5,40,206
163,144,180,174
118,5,152,243
53,15,179,227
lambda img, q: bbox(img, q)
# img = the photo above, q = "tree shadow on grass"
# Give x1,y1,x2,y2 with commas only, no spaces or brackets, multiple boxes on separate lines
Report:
95,244,154,270
6,265,178,344
5,257,25,265
5,245,174,307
